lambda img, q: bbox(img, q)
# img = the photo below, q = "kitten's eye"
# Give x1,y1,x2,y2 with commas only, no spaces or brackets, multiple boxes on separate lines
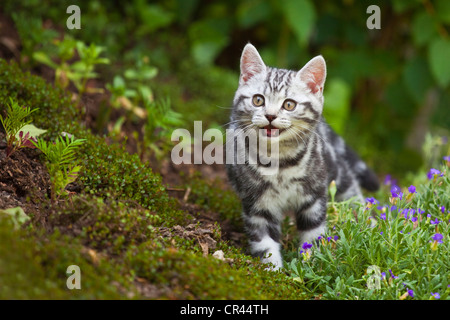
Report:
252,94,265,107
282,99,297,111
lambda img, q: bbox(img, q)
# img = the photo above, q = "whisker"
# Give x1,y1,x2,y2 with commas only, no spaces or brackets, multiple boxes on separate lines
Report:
224,123,256,148
214,105,234,110
287,127,307,147
220,119,250,128
294,123,329,145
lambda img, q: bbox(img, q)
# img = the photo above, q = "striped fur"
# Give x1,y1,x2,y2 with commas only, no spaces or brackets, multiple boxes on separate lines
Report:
225,44,379,270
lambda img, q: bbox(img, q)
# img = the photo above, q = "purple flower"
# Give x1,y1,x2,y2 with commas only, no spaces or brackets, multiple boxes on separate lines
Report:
431,292,440,299
384,174,399,186
432,233,443,243
418,208,425,215
407,289,414,298
402,209,410,219
443,155,450,161
408,185,416,194
384,174,393,185
440,206,446,214
381,272,386,280
380,212,386,220
411,217,418,223
389,269,399,279
326,236,332,242
391,185,401,198
334,235,339,241
302,242,313,250
430,218,440,225
366,197,378,205
427,168,443,180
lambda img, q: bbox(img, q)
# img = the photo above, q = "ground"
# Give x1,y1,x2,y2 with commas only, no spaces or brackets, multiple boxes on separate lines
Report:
0,10,270,299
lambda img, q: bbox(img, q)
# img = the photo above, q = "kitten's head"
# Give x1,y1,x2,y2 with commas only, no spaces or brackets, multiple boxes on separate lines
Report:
232,43,326,144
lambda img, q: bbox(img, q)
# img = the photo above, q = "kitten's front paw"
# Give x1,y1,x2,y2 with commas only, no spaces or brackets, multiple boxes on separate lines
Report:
250,235,283,271
261,251,283,271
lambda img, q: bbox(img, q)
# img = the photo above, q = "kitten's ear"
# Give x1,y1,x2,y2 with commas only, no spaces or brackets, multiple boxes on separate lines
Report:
240,43,266,84
298,56,327,95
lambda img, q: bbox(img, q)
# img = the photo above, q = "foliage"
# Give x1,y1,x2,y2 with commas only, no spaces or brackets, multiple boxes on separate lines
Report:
0,98,39,157
0,59,175,215
141,97,184,160
284,163,450,300
33,36,110,105
33,134,86,200
0,207,30,230
106,56,159,119
10,11,58,67
0,59,81,138
105,57,185,160
10,0,445,176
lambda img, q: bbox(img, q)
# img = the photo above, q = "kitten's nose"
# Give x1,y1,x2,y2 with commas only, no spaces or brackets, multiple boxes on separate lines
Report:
265,115,277,122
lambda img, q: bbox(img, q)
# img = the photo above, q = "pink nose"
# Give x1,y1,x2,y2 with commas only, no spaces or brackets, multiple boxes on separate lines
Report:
265,115,277,122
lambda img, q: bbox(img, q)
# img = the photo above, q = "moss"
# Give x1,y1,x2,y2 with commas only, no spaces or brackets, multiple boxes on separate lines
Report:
125,241,305,300
44,194,192,255
0,216,134,299
0,60,81,139
186,172,242,227
0,59,180,218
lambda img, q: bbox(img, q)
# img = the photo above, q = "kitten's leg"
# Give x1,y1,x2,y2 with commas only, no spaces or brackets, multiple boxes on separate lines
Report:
243,211,283,270
296,196,327,244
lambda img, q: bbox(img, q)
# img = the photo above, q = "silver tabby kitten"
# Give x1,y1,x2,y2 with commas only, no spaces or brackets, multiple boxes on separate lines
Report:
226,44,379,270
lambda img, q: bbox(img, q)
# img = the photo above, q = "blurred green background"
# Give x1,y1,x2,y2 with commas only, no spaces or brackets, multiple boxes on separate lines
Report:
2,0,450,179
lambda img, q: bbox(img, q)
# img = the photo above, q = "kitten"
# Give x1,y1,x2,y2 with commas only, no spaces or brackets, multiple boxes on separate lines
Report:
225,43,379,270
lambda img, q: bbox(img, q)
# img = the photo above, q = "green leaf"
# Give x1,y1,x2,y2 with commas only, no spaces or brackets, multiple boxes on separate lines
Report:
392,0,421,13
435,0,450,24
191,41,227,66
281,0,316,47
188,18,230,65
15,124,47,140
412,12,438,47
428,38,450,88
66,165,82,185
138,4,174,34
32,51,58,69
236,0,271,29
0,207,30,229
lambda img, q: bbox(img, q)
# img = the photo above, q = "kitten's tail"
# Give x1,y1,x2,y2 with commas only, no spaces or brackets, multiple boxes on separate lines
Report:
346,146,380,192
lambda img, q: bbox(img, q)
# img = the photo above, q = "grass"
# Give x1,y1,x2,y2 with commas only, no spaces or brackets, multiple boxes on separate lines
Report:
283,164,450,300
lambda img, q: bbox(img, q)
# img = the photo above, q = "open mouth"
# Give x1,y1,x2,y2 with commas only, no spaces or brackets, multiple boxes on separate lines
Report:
262,125,284,137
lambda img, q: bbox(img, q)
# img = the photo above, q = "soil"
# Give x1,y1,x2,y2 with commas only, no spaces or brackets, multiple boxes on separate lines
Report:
0,132,50,215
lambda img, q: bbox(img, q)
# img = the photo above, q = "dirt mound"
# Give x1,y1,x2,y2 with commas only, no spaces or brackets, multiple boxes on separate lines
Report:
0,132,50,215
